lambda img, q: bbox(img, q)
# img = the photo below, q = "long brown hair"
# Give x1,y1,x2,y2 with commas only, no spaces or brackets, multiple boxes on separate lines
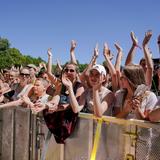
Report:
121,64,146,106
123,64,146,90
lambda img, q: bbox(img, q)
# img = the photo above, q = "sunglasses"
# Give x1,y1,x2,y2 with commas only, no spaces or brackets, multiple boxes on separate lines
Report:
64,68,75,73
20,73,30,77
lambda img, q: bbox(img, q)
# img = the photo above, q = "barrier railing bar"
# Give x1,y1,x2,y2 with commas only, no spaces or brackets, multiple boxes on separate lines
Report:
79,113,160,131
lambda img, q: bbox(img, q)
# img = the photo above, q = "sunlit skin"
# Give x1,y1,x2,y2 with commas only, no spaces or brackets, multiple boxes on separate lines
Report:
28,67,36,76
140,60,147,73
4,72,10,82
63,64,77,83
19,69,31,87
33,80,46,97
88,69,105,88
119,73,130,89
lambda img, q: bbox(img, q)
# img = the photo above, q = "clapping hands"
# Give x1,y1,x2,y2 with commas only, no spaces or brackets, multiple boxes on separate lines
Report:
142,30,152,47
70,40,77,52
47,48,52,57
62,74,73,89
131,31,142,49
103,43,113,60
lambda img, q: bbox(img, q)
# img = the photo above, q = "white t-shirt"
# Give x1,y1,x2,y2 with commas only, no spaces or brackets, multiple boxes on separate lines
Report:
84,86,114,116
114,88,158,119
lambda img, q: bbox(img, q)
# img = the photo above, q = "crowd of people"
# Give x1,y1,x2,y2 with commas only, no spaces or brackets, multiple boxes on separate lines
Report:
0,30,160,159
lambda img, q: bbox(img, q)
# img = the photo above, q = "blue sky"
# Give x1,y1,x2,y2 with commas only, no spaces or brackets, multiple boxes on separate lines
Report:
0,0,160,65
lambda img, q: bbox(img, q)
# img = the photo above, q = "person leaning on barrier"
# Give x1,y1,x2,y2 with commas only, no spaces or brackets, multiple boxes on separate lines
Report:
0,68,33,109
70,62,115,117
148,99,160,122
0,79,11,103
20,78,50,112
114,64,157,119
33,62,84,144
114,64,158,160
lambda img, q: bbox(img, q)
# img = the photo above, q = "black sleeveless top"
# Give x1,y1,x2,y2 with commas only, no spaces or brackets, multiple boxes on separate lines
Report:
43,81,82,144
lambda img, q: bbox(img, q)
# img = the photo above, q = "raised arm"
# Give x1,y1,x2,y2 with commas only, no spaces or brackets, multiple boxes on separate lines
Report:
62,74,85,113
103,43,118,92
114,43,123,89
47,48,53,74
85,45,98,73
70,40,78,65
56,59,63,72
79,46,99,86
125,31,139,65
46,48,61,86
142,30,153,88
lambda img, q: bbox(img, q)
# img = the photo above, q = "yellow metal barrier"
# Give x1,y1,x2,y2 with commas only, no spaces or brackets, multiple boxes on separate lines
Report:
79,112,160,130
90,119,102,160
79,112,160,160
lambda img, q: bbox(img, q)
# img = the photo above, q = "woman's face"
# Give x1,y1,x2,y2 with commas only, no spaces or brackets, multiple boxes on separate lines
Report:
19,69,31,86
33,80,45,96
89,69,104,87
120,73,130,89
63,64,77,82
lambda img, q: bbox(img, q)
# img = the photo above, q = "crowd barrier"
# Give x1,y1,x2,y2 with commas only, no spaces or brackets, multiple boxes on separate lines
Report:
0,108,160,160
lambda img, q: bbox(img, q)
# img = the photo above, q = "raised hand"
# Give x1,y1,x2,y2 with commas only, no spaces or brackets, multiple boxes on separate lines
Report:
114,43,123,52
94,43,99,57
103,43,113,60
70,40,77,51
130,31,138,46
47,48,52,57
56,59,62,71
39,62,47,69
142,30,152,47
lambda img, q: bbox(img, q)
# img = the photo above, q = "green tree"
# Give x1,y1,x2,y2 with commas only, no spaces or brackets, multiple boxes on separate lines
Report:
0,37,45,69
0,37,10,51
78,63,87,72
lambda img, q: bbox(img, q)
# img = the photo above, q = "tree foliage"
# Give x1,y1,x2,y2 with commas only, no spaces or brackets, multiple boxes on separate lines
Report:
0,37,45,69
0,37,10,51
0,37,88,71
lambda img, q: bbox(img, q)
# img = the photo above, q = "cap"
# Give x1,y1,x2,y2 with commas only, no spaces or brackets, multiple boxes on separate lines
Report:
90,64,106,76
27,64,37,71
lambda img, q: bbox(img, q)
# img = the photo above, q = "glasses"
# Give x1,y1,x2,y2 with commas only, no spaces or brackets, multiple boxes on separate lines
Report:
64,68,75,73
20,73,30,77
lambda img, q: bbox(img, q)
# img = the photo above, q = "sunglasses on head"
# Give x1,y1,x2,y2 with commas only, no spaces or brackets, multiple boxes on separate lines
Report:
64,68,75,73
